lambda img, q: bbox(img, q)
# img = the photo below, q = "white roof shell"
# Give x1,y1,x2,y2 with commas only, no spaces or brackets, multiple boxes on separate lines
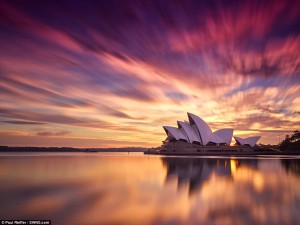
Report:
214,128,233,145
234,136,261,147
209,133,225,144
187,113,212,145
244,136,261,147
163,126,187,141
234,136,244,145
161,113,264,147
178,127,188,140
177,121,201,143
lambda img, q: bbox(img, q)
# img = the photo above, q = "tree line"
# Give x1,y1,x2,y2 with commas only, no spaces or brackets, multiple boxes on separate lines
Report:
280,130,300,151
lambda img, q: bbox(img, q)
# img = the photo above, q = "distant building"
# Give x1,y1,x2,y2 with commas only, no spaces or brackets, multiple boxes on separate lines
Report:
163,112,260,147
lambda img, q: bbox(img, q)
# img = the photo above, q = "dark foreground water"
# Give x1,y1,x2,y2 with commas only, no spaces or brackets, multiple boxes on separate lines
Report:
0,153,299,225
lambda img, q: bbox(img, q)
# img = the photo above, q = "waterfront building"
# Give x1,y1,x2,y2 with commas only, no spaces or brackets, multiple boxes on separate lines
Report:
163,113,260,147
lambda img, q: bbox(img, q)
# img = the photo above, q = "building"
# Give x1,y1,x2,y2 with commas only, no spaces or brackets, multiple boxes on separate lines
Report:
163,112,260,147
233,136,261,147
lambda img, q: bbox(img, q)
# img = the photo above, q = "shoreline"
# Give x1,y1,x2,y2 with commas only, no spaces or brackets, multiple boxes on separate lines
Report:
0,146,147,153
0,146,298,156
144,151,300,156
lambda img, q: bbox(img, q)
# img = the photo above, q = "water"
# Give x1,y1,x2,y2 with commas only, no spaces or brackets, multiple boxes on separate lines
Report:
0,153,299,225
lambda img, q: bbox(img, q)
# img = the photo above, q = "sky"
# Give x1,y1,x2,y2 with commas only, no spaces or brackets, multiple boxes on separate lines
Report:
0,0,299,148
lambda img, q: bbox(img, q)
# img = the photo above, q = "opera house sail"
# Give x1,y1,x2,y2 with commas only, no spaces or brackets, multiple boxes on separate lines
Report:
149,112,262,155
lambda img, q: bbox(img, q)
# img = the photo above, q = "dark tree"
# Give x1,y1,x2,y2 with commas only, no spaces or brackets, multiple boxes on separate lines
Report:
279,130,300,151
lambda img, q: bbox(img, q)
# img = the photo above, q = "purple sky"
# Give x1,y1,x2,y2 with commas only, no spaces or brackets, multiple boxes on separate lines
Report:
0,0,299,147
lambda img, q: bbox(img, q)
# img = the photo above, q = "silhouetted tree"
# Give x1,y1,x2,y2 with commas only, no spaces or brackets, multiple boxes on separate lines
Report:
279,130,300,151
290,130,300,142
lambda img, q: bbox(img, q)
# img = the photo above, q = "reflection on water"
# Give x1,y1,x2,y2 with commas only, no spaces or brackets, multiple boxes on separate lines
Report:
281,159,300,176
0,153,299,225
162,158,258,195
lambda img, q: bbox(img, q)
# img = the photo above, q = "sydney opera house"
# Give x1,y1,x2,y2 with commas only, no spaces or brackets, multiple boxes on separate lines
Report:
152,112,261,154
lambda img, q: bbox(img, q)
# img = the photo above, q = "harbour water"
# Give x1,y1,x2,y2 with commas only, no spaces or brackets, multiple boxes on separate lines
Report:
0,152,299,225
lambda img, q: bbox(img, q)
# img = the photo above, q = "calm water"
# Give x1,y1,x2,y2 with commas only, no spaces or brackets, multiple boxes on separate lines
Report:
0,153,300,225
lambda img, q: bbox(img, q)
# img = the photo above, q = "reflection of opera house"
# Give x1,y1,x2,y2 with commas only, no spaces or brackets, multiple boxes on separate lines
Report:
148,112,261,155
162,157,258,194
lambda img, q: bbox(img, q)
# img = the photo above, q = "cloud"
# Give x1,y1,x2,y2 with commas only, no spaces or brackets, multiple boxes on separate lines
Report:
2,120,46,125
165,91,189,102
36,130,71,136
0,107,147,134
0,130,151,147
0,0,299,146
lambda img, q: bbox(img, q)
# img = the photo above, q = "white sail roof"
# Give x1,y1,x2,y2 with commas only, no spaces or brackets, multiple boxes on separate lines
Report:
214,128,233,145
234,136,260,147
187,113,212,145
178,127,188,140
234,136,244,145
177,121,201,143
161,112,263,147
244,136,261,147
163,126,183,141
209,132,225,144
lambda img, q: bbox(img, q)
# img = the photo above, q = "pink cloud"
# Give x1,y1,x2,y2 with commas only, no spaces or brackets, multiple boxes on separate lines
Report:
0,0,299,146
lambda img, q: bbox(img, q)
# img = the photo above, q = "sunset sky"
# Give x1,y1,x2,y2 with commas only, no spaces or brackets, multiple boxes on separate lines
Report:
0,0,299,147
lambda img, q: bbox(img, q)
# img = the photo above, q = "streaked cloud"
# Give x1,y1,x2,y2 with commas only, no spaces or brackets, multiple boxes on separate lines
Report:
0,0,299,147
2,120,46,125
36,130,71,137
